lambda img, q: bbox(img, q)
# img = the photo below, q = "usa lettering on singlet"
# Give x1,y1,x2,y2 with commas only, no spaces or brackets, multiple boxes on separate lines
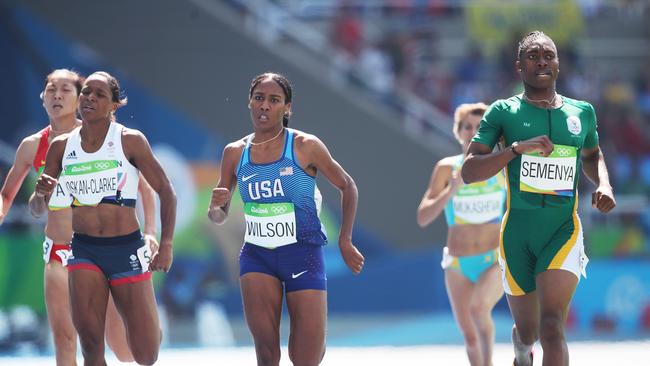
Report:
236,129,326,249
56,122,139,208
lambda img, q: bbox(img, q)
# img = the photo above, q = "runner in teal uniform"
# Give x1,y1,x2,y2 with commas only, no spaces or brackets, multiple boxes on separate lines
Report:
418,102,505,366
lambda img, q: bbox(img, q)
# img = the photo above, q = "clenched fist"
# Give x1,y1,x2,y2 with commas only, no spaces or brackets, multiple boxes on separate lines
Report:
208,187,231,224
35,174,58,198
210,187,231,208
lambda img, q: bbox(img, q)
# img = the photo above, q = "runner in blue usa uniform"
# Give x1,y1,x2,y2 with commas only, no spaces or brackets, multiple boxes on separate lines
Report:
209,72,364,366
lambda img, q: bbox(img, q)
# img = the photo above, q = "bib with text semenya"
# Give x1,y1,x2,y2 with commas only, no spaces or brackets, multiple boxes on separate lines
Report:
519,145,577,196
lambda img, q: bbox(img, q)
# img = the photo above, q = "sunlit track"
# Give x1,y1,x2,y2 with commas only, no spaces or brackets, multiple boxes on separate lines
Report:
1,341,648,366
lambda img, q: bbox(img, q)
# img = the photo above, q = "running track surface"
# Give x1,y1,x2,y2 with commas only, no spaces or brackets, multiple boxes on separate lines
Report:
1,341,647,365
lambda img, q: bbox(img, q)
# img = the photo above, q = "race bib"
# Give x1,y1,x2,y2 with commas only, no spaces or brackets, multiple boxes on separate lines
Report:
63,160,120,205
42,237,53,263
452,180,504,224
244,202,297,248
519,145,577,196
47,172,73,210
56,248,72,267
137,244,153,273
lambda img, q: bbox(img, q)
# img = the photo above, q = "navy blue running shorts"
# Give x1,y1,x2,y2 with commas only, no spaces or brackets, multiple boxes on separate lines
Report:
68,230,152,286
239,242,327,292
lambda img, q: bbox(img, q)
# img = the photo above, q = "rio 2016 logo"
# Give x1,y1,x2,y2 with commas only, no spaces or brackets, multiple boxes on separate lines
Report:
271,206,288,214
94,162,111,170
555,147,572,157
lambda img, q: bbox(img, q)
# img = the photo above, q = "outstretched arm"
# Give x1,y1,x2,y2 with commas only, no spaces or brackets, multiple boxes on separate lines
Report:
306,136,364,275
1,137,37,224
581,146,615,213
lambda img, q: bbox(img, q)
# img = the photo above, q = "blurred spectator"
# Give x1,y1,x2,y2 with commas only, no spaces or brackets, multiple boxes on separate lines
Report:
330,3,364,85
355,42,395,99
331,3,363,60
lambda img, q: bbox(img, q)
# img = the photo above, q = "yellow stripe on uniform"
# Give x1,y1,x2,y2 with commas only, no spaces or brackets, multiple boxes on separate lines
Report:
548,198,580,270
500,165,525,296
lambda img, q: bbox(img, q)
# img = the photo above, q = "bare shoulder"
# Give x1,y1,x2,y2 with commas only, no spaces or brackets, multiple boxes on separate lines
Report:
121,126,147,143
292,129,324,152
220,138,246,163
21,131,43,145
16,130,46,160
225,137,247,155
437,156,457,169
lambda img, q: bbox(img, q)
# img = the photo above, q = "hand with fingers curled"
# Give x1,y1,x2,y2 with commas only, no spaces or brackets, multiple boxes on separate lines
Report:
143,234,160,257
515,135,555,157
35,173,58,198
208,187,231,224
339,237,365,275
149,242,173,273
449,170,465,195
592,185,616,213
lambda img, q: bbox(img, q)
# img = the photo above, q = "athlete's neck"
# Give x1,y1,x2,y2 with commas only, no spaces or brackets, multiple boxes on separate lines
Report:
522,86,560,108
251,126,284,146
80,119,111,148
49,115,80,136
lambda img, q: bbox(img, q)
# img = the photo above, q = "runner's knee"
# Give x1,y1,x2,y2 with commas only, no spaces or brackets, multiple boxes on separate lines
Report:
462,332,479,348
51,328,76,352
539,313,564,344
516,326,539,345
78,331,104,359
289,348,324,366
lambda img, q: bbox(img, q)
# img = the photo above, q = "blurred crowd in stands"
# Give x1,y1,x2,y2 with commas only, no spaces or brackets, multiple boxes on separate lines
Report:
325,0,650,197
